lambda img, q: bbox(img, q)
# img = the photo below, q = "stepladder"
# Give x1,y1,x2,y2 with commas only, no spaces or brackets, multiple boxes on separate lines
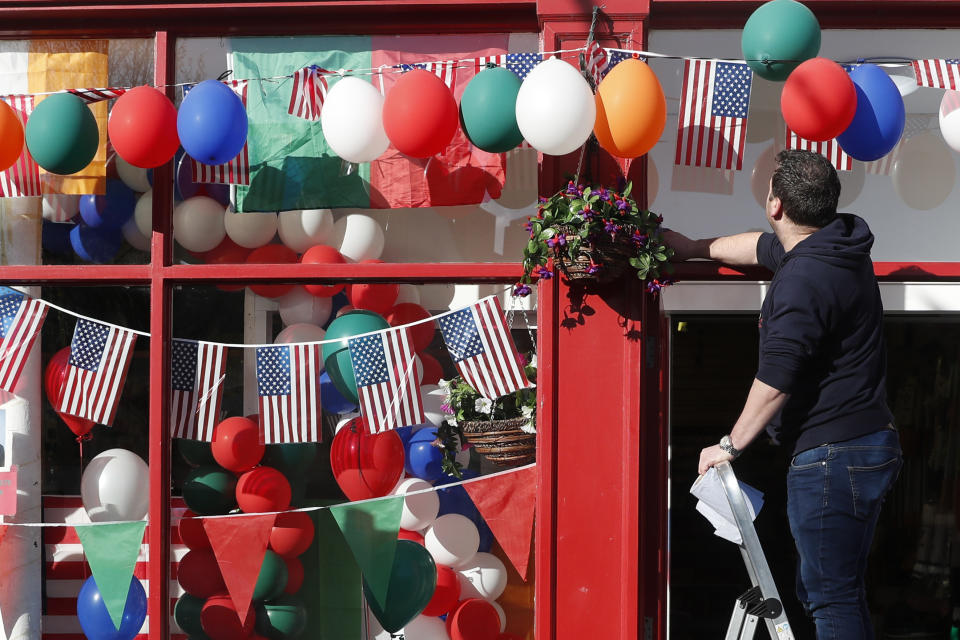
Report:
715,462,795,640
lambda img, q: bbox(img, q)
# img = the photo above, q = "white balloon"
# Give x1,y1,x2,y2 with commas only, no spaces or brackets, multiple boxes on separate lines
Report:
278,209,335,253
424,513,480,568
393,477,440,531
115,155,152,192
134,189,153,238
395,284,421,305
321,77,391,163
515,57,596,156
277,286,333,326
490,600,507,633
224,208,277,249
81,448,149,522
121,217,151,251
335,412,361,434
275,322,326,344
173,196,227,252
940,91,960,153
402,615,449,640
458,552,508,600
892,132,956,210
42,194,80,223
421,384,448,428
457,570,484,600
333,214,385,262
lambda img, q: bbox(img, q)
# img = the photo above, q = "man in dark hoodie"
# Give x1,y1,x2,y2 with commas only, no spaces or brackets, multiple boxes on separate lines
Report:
665,149,902,639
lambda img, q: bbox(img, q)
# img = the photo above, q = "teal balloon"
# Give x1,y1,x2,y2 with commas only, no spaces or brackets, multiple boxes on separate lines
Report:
255,595,308,639
254,550,289,602
24,93,99,175
177,438,216,467
363,540,437,633
459,66,524,153
321,310,390,405
262,443,318,476
741,0,821,81
182,465,237,515
174,593,205,637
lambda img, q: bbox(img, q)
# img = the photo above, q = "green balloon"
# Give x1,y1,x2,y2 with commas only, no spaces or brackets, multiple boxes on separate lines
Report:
255,595,308,639
460,66,524,153
182,465,237,515
262,443,318,476
741,0,821,81
363,540,437,633
254,550,289,602
174,593,205,637
24,93,99,175
321,310,390,405
177,438,217,467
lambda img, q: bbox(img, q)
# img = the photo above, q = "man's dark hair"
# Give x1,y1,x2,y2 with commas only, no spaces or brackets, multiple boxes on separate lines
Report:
770,149,841,228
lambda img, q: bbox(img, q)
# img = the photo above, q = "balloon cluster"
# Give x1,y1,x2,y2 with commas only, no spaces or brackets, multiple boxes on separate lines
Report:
175,417,315,640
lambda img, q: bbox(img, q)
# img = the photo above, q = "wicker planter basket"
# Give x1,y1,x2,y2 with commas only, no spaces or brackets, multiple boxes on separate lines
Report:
460,417,536,466
553,225,638,283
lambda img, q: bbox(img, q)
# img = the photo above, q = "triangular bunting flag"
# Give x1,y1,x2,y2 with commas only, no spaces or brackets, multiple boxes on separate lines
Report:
464,466,536,580
330,496,404,609
74,520,147,629
202,513,276,622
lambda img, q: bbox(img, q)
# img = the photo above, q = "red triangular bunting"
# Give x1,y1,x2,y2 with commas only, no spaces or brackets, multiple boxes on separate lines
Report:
202,513,276,621
463,466,536,580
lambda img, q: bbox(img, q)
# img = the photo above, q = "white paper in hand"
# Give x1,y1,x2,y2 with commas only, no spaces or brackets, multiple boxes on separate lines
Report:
690,467,764,544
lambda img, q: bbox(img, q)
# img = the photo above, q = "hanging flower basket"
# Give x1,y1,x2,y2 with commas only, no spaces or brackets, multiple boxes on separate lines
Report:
459,417,536,465
552,223,639,283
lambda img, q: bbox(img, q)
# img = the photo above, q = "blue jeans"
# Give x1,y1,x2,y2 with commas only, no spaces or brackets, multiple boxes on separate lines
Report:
786,428,902,640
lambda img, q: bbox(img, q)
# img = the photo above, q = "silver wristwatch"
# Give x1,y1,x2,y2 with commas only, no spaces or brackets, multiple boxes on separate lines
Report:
719,435,742,458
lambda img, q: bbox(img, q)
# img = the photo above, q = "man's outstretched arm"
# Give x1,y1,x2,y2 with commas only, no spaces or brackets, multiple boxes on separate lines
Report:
662,230,763,266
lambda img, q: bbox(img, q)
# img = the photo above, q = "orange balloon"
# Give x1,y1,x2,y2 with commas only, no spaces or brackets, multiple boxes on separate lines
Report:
0,101,24,172
594,59,666,159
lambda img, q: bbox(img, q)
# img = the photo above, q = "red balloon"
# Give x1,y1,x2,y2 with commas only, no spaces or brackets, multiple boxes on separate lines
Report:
245,244,298,298
347,261,398,315
422,565,462,616
211,417,264,473
178,549,225,598
781,58,858,142
446,599,501,640
108,86,180,169
386,303,435,352
398,528,425,545
194,237,251,291
329,418,405,501
383,69,459,158
178,510,211,550
283,556,304,594
236,466,292,513
200,593,255,640
44,347,95,437
300,245,347,297
417,352,443,385
498,635,523,640
269,511,315,558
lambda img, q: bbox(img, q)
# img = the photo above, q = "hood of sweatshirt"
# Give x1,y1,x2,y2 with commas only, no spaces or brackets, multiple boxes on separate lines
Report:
783,213,874,269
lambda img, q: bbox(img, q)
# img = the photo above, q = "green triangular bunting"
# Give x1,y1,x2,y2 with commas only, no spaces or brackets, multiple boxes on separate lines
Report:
75,520,147,629
330,496,403,609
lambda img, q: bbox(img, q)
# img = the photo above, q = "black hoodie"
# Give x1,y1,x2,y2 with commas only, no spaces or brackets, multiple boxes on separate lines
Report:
755,213,894,455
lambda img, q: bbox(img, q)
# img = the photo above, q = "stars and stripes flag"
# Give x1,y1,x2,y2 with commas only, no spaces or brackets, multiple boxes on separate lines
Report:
506,52,543,81
256,343,322,444
348,328,424,433
0,95,41,197
192,80,250,185
438,297,530,401
399,61,458,89
0,287,47,393
171,340,227,441
785,125,852,171
64,87,127,103
599,49,645,81
676,60,753,171
585,40,608,85
912,59,960,89
474,55,506,75
59,319,138,426
288,66,328,121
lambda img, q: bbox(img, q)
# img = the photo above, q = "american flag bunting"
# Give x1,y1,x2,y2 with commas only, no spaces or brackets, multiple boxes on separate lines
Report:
506,52,543,82
598,49,646,82
475,55,506,75
676,60,752,171
0,95,41,198
191,80,250,185
171,339,227,441
58,319,138,426
256,343,322,444
288,66,329,121
0,287,47,393
348,327,424,433
438,297,530,401
584,41,608,86
399,61,458,89
64,87,127,103
785,125,852,172
912,59,960,89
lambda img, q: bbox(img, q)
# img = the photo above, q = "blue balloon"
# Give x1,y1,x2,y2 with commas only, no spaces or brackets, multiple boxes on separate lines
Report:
42,220,75,254
70,224,122,263
836,64,905,162
79,179,136,229
404,427,445,482
320,370,358,414
77,576,147,640
177,80,249,166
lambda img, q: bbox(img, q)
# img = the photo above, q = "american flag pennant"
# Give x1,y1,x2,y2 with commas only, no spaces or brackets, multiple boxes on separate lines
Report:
598,49,646,82
584,40,609,86
676,60,752,171
912,59,960,89
288,66,329,121
171,339,227,441
474,55,506,75
58,319,138,426
0,287,47,393
348,327,425,433
256,343,322,444
64,87,127,104
398,61,458,89
437,297,530,401
191,80,251,185
0,95,41,198
506,52,544,82
785,125,852,171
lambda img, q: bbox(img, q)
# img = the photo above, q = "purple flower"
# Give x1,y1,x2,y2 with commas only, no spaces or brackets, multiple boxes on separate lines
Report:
597,188,608,200
566,181,579,195
583,209,596,221
514,283,533,296
647,279,663,294
538,196,548,204
440,402,453,414
617,199,630,212
604,220,618,234
546,235,567,249
524,221,534,233
534,265,554,280
633,231,648,247
587,263,601,275
518,353,528,366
